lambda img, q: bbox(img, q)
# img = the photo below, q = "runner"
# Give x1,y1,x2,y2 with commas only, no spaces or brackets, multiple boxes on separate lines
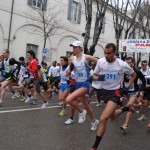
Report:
137,60,150,121
58,56,70,116
0,49,20,105
89,61,102,106
47,61,60,98
90,43,136,150
66,40,99,131
115,57,146,131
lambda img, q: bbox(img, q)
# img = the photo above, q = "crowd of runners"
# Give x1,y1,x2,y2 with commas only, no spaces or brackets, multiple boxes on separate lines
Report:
0,41,150,150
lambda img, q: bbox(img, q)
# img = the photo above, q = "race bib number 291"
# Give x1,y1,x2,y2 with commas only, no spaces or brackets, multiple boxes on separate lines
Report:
105,72,118,81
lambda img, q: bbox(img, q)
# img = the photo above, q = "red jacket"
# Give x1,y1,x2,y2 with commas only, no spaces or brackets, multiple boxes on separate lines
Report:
27,59,39,80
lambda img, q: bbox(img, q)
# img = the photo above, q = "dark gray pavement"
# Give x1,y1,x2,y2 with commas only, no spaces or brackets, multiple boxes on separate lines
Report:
0,92,150,150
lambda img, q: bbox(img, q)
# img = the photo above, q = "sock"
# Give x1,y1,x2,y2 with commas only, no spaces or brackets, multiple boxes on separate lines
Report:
92,119,95,123
92,136,102,148
70,117,73,120
28,94,31,97
22,91,25,97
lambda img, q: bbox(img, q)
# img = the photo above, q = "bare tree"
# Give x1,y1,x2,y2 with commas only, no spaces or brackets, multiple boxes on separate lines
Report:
83,0,109,55
27,0,64,48
83,0,92,54
124,0,142,39
110,0,130,51
110,0,142,50
138,0,150,39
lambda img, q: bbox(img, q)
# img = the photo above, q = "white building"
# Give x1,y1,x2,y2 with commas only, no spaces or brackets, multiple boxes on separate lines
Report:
0,0,146,64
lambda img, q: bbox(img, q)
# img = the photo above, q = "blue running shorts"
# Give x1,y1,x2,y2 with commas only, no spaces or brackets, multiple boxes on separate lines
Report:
60,83,71,92
75,81,90,94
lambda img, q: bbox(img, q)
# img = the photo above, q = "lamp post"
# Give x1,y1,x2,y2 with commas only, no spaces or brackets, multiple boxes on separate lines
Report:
7,0,14,50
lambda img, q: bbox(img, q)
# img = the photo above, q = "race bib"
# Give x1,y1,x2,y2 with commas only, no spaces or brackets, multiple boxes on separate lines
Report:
76,70,87,80
105,72,118,81
124,82,134,91
5,66,11,73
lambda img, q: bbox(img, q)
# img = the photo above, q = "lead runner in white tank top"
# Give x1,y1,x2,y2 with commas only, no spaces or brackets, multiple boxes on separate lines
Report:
66,41,99,131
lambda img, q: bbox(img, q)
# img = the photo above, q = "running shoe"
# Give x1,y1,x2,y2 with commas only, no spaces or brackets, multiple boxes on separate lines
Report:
136,110,140,114
120,125,128,131
59,109,66,116
30,99,37,105
11,93,18,99
20,96,26,102
25,96,32,103
78,109,87,123
96,103,101,107
65,118,75,125
41,102,49,108
47,95,52,99
147,122,150,128
57,101,63,106
90,148,97,150
137,115,146,121
0,99,3,106
91,119,99,131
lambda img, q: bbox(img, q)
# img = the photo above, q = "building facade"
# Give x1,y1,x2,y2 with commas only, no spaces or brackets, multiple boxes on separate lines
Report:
0,0,147,64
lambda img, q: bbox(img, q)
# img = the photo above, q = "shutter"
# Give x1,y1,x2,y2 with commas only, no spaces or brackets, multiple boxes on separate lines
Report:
42,0,47,11
77,3,82,24
27,0,32,5
67,0,73,20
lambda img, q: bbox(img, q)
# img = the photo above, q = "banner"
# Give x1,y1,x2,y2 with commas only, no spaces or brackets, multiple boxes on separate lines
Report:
119,39,150,53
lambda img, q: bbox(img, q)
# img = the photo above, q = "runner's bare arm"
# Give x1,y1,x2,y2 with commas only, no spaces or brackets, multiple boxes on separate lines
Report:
66,56,74,76
85,55,98,64
126,72,136,89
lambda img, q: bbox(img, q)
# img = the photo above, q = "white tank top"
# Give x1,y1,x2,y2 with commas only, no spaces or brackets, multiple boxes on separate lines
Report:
4,57,14,73
72,54,90,82
60,66,70,84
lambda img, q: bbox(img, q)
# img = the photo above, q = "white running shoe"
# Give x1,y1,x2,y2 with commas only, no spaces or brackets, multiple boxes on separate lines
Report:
57,101,63,106
25,96,32,103
137,115,146,121
120,125,128,131
65,118,75,125
78,109,87,123
41,102,48,108
11,93,17,99
91,119,99,131
0,99,3,106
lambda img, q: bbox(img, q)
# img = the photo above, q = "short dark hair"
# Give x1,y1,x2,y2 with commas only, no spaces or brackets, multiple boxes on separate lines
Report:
27,50,35,58
19,56,25,61
60,56,68,62
105,43,116,52
125,57,135,63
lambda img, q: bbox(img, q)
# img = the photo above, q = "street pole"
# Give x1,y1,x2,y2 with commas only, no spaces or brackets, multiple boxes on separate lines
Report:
7,0,14,50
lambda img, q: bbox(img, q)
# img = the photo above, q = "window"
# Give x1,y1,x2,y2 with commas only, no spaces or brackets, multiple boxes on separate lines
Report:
27,0,47,11
67,0,82,24
26,44,38,58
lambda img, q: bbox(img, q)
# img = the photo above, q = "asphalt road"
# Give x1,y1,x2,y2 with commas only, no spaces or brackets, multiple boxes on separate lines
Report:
0,92,150,150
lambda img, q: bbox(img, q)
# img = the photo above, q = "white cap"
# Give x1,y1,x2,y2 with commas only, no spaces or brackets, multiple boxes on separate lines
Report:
70,41,83,48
